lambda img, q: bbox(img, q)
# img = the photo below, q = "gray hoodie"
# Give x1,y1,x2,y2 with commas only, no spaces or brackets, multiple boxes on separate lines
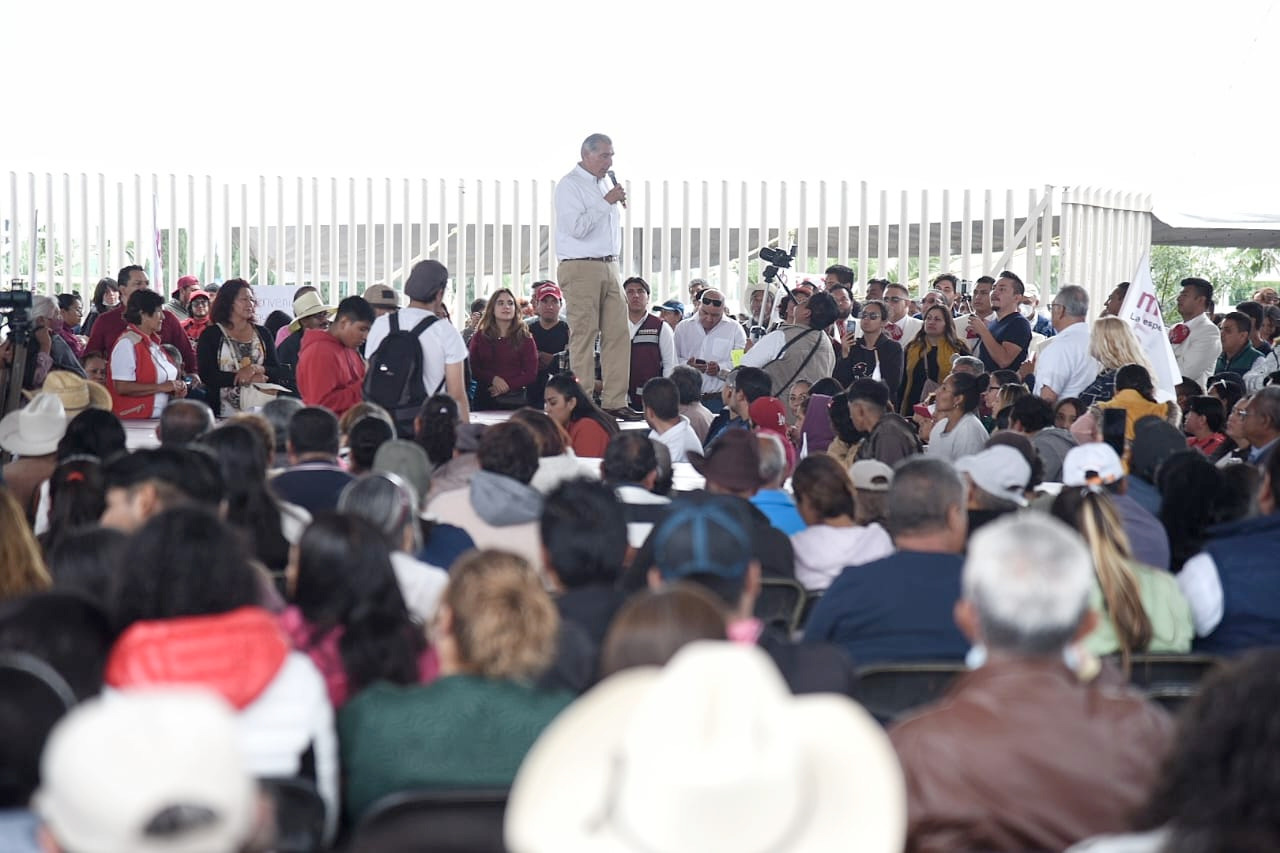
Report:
469,470,544,526
1032,427,1078,483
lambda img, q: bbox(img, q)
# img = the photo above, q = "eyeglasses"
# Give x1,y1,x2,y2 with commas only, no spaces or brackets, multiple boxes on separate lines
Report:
861,313,882,320
884,296,906,303
700,297,723,307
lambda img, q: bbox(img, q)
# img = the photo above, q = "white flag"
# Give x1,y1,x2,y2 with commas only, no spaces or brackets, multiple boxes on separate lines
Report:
1118,250,1180,403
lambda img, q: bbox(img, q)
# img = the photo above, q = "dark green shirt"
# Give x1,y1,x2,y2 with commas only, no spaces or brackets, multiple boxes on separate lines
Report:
338,675,572,822
1215,344,1263,377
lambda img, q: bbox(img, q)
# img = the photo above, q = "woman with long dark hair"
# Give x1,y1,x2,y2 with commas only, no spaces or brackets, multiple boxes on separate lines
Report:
282,512,431,708
198,423,291,572
833,298,904,405
900,304,967,416
1097,363,1179,443
543,372,620,458
414,393,459,469
195,278,289,417
468,287,538,410
36,456,105,559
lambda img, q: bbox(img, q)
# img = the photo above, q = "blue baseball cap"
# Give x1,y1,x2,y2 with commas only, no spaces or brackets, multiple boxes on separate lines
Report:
652,495,753,580
653,299,685,316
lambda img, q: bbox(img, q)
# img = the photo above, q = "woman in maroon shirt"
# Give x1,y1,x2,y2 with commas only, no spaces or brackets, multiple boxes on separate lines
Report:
468,287,538,410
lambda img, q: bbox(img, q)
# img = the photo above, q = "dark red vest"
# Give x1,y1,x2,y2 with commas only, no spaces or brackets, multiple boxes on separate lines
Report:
629,314,664,408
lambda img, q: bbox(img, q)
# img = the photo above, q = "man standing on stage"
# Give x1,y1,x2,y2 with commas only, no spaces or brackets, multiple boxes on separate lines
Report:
554,132,642,420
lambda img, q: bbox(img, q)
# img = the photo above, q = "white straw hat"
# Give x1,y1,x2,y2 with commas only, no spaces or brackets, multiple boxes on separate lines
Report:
0,392,68,456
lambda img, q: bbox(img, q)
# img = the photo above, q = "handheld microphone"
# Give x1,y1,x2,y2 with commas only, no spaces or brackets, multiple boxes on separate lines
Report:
607,170,626,208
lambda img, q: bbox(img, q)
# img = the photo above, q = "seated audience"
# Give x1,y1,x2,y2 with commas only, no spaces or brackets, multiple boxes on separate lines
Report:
1055,395,1084,429
35,457,105,559
540,480,629,652
509,407,595,494
424,420,546,572
281,512,432,708
598,584,728,677
750,433,804,535
955,445,1030,532
155,398,214,446
506,642,907,853
1008,394,1079,481
849,378,922,466
34,690,263,853
646,494,856,697
468,287,538,410
542,372,620,458
890,513,1174,853
790,454,893,592
1061,442,1171,572
345,416,394,476
748,396,796,474
923,371,990,462
45,526,127,605
601,432,671,549
200,423,294,572
1097,364,1179,443
850,459,893,525
107,288,190,417
671,364,715,443
1049,487,1192,660
804,457,968,664
339,550,571,822
1178,448,1280,654
643,376,703,463
99,446,224,532
368,440,476,571
337,473,449,623
0,393,67,524
269,406,354,515
1184,394,1227,456
105,508,338,825
1070,650,1280,852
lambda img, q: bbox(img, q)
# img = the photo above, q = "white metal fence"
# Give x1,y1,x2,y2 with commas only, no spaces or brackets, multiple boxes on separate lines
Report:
2,172,1148,314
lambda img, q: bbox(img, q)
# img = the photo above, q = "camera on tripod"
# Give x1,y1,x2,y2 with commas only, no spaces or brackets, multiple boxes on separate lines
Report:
759,245,796,269
0,280,34,345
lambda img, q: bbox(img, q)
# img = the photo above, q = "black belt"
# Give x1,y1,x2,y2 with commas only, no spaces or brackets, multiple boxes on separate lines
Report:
561,256,616,263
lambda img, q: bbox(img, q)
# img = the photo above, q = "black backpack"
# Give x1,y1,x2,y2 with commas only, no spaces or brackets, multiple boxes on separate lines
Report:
363,312,442,438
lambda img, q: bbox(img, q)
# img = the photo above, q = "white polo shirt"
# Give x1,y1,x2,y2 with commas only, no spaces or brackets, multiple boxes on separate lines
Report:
1033,320,1098,399
673,316,747,395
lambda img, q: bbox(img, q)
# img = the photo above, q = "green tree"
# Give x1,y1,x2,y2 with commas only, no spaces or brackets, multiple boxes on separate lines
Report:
1151,246,1277,324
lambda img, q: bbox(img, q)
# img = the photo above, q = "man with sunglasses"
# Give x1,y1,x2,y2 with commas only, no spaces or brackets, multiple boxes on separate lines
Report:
674,288,746,413
881,283,922,345
554,132,641,420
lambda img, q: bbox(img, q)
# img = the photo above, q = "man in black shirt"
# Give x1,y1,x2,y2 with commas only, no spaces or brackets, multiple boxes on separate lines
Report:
969,269,1033,372
527,281,570,406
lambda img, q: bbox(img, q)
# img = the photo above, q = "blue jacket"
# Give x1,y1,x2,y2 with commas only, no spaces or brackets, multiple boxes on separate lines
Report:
803,550,968,665
1197,513,1280,654
751,489,806,535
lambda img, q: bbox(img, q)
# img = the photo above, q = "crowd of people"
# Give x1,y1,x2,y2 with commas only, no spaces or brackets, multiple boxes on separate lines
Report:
2,136,1280,852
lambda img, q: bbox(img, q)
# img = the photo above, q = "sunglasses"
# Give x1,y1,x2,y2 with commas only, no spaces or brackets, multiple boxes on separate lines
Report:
700,297,723,307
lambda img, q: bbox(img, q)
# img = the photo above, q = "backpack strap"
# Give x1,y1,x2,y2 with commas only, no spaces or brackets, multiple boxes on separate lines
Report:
409,315,439,337
390,312,400,334
773,328,825,394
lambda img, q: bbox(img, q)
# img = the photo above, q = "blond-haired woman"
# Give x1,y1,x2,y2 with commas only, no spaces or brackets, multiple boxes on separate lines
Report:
1050,487,1191,667
467,287,538,410
338,549,571,822
1077,316,1155,408
0,487,51,600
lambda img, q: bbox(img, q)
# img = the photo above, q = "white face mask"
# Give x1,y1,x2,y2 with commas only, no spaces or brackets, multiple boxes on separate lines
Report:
1018,303,1036,320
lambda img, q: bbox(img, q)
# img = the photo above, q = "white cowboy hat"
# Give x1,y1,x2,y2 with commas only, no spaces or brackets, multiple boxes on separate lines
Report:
505,641,907,853
25,371,112,418
287,291,335,332
0,393,68,456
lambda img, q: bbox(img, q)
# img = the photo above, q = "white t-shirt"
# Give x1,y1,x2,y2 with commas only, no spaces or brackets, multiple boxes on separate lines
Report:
649,417,704,463
1033,321,1098,399
365,307,468,398
110,335,179,414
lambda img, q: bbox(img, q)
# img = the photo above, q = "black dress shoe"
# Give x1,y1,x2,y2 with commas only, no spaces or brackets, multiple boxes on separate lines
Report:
604,406,645,422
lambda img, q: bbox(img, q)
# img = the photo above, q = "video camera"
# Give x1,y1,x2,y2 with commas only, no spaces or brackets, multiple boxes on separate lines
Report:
759,245,796,269
0,280,34,345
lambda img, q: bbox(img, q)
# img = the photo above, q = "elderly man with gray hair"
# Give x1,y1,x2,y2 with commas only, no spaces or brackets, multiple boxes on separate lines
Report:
29,295,88,381
1034,284,1097,403
889,513,1173,853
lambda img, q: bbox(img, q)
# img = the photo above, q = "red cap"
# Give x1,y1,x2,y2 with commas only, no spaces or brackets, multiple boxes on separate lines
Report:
533,282,563,303
175,275,199,294
748,396,788,433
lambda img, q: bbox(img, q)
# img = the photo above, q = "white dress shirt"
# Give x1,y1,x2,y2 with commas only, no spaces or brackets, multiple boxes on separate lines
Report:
673,316,747,394
1034,320,1098,399
1171,312,1222,389
554,165,620,260
629,315,677,377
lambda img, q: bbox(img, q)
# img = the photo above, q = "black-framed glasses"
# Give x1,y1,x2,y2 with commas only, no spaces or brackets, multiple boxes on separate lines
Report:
700,297,723,307
884,296,906,303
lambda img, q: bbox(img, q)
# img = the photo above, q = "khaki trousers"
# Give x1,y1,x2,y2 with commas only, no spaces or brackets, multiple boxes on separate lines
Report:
557,259,631,409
